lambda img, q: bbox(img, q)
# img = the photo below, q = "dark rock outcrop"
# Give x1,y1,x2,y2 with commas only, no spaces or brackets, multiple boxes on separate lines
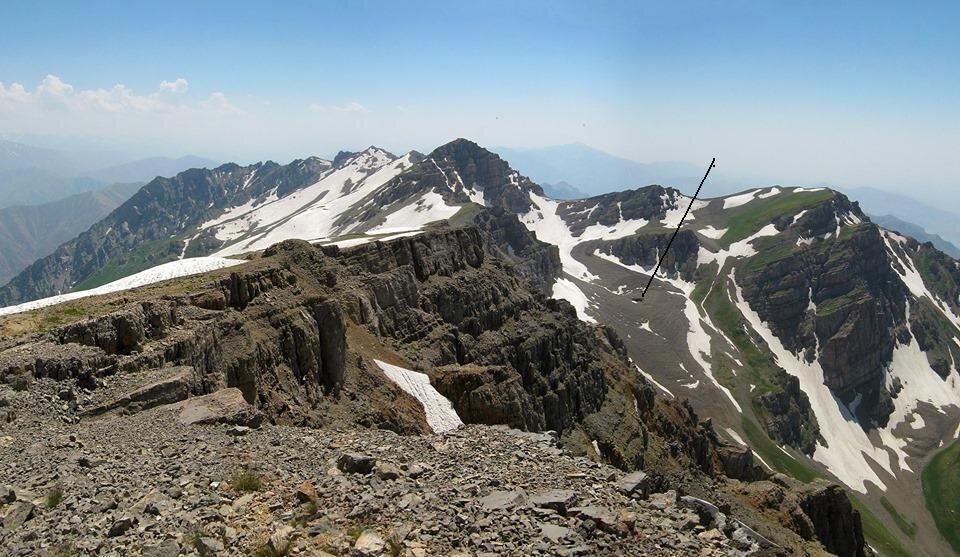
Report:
796,482,867,557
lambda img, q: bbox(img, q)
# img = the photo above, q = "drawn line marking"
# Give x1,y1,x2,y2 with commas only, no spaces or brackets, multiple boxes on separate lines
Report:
642,158,716,298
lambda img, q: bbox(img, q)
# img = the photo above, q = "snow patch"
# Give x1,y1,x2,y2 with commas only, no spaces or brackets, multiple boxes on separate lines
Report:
635,364,674,398
722,191,758,209
0,258,245,316
732,273,893,492
374,360,463,433
551,277,597,323
698,226,728,240
521,193,648,282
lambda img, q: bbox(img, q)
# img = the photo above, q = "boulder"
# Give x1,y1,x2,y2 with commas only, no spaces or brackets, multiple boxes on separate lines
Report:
480,490,529,511
615,471,651,498
530,489,578,514
353,530,385,555
1,501,34,530
336,453,375,475
177,388,262,427
89,367,195,415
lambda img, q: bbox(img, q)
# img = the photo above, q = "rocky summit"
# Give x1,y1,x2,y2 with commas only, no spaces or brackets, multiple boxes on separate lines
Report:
1,221,863,556
1,138,958,556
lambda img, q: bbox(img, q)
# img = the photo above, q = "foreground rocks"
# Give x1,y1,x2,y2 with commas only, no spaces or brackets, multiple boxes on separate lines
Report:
0,397,754,556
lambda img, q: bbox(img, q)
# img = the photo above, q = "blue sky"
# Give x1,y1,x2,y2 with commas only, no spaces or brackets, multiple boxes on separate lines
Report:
1,1,957,205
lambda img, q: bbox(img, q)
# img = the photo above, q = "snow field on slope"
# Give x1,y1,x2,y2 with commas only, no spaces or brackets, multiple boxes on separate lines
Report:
211,152,411,256
881,229,960,331
0,257,245,316
696,223,780,271
367,190,461,235
374,360,463,433
594,251,742,413
551,278,597,323
521,193,649,282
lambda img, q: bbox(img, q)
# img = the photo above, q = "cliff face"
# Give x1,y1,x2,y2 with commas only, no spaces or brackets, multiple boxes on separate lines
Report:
738,196,907,425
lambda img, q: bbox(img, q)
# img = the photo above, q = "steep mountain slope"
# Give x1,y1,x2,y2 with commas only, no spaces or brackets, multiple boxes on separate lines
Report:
0,182,142,284
0,156,336,304
515,184,960,556
0,223,865,556
2,138,958,554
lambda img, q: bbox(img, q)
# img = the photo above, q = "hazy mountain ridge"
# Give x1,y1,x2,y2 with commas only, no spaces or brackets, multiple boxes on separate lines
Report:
0,182,142,285
0,139,217,209
871,214,960,258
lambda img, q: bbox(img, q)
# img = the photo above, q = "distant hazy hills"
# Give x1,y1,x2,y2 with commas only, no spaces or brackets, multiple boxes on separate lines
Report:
0,182,143,284
842,186,960,247
492,143,706,197
0,140,217,209
870,214,960,258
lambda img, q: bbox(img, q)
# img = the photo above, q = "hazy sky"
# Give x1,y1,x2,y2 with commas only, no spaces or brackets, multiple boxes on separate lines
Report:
1,1,957,208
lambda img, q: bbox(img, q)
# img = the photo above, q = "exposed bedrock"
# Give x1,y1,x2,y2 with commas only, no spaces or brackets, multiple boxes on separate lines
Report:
0,224,867,556
600,229,700,281
741,205,907,426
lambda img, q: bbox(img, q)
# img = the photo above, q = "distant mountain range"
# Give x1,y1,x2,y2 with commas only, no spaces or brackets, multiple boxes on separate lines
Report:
0,182,143,284
0,139,217,209
492,143,706,197
841,186,960,247
870,214,960,258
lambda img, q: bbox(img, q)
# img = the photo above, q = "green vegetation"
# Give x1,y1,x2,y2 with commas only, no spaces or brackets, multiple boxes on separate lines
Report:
40,305,88,327
253,541,291,557
73,238,182,291
703,282,777,395
740,417,820,483
228,466,263,492
447,202,485,227
720,189,834,246
879,496,916,539
46,484,64,508
817,286,869,316
741,235,798,273
850,496,912,557
922,441,960,552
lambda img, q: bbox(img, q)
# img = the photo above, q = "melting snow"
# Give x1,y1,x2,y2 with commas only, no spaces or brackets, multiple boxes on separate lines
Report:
0,258,245,316
211,152,411,256
551,277,597,323
374,360,463,433
521,194,650,282
722,191,758,209
732,272,894,492
724,427,747,447
757,187,781,199
697,224,780,271
881,230,960,331
635,364,674,398
368,190,460,234
698,226,728,240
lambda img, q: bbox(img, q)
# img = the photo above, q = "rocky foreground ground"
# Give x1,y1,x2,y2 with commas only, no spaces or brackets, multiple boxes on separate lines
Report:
0,378,783,557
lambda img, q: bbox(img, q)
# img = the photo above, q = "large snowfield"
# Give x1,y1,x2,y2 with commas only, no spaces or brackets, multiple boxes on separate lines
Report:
0,257,245,316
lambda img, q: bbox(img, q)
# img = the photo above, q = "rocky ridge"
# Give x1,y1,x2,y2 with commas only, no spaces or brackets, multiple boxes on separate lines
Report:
0,222,865,555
